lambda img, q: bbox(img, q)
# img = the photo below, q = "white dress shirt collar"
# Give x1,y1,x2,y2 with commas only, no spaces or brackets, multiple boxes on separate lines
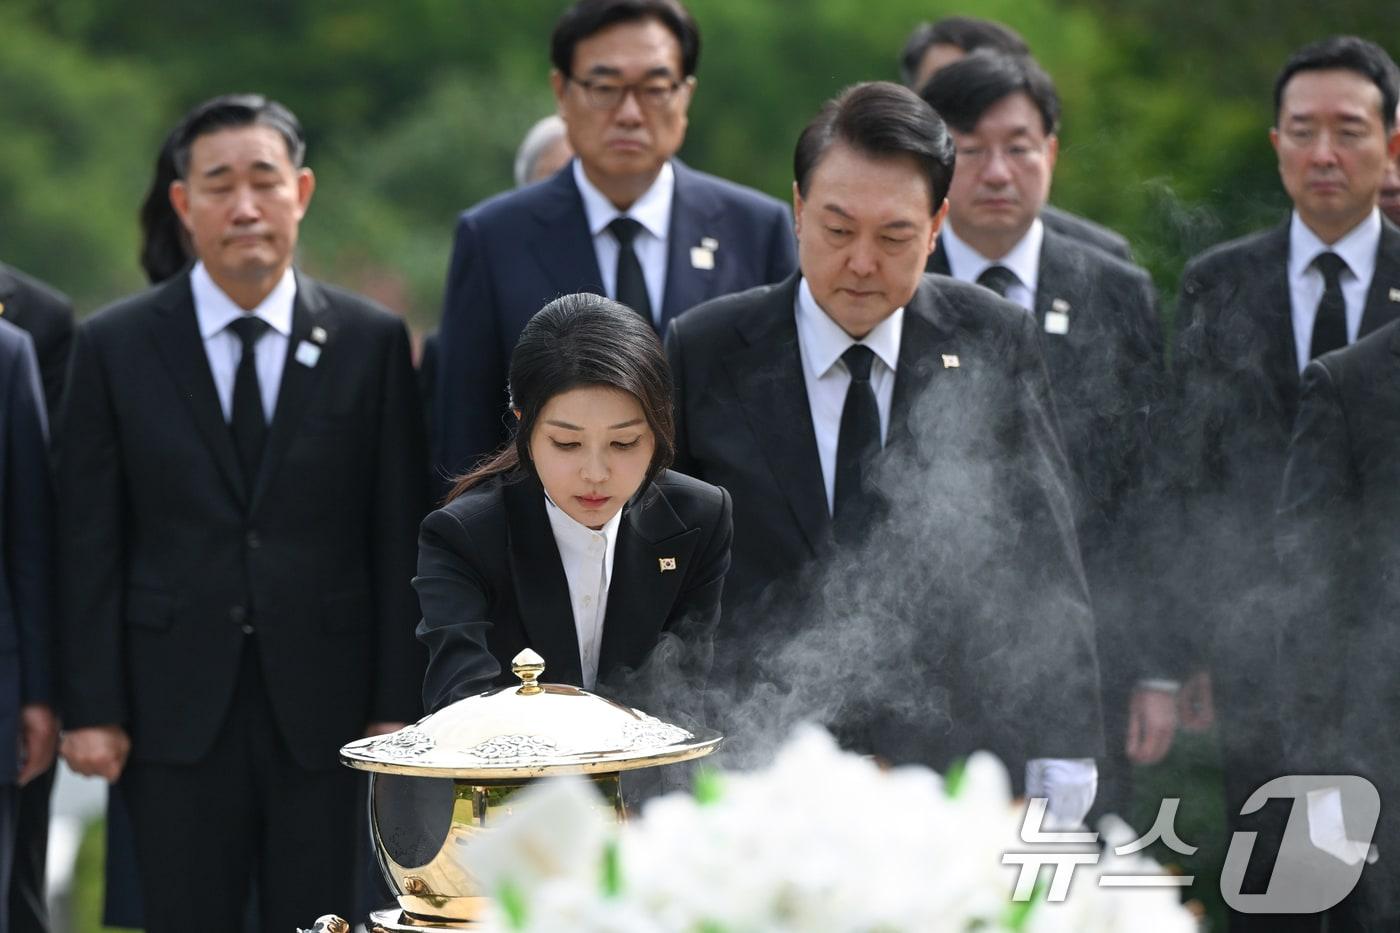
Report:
795,277,903,380
1286,209,1381,372
543,492,624,690
1287,208,1380,287
573,158,675,243
939,218,1044,299
191,261,296,340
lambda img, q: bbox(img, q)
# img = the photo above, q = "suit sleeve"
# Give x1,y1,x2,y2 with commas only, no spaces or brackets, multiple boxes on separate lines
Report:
764,203,798,285
1275,360,1354,774
371,320,431,723
5,334,54,706
414,508,502,712
435,212,509,484
1001,312,1104,760
663,317,696,476
55,324,128,727
664,484,731,675
1113,275,1182,683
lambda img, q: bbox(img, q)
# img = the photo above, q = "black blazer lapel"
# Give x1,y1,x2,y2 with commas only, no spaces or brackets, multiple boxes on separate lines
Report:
725,275,830,553
1361,221,1400,337
251,274,329,512
503,478,585,685
889,278,959,447
147,275,248,506
528,165,607,301
598,484,701,678
660,161,724,327
1257,224,1301,420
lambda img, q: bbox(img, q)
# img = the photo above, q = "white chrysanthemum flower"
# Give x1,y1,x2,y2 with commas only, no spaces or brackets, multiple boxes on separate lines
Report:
471,725,1198,932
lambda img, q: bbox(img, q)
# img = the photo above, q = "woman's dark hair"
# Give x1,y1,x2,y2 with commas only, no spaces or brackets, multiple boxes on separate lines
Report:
445,293,676,501
138,128,193,285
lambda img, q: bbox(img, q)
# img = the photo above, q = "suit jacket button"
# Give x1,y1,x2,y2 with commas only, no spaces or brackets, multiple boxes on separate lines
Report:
241,623,256,635
245,530,261,549
229,605,247,625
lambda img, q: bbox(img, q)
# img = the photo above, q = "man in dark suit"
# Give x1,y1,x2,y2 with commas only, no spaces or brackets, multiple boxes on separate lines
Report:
434,0,797,480
920,51,1174,817
1278,320,1400,928
56,94,427,933
0,265,69,933
0,265,72,424
898,15,1133,262
667,81,1103,821
0,321,56,933
1172,36,1400,932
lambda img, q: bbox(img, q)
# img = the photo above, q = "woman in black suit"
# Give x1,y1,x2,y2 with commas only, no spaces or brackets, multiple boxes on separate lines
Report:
415,293,732,712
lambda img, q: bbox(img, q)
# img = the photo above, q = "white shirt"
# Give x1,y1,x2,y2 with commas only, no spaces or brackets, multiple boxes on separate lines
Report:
939,219,1044,312
793,277,902,516
191,261,295,423
544,493,623,691
574,159,673,326
1288,209,1381,372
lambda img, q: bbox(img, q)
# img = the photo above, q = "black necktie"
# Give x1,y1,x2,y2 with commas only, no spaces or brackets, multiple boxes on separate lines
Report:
1309,252,1348,360
976,264,1020,299
608,217,654,326
833,344,881,542
228,316,271,486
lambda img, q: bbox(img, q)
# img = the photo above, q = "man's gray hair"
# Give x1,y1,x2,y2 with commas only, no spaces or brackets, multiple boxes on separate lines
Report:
514,115,569,188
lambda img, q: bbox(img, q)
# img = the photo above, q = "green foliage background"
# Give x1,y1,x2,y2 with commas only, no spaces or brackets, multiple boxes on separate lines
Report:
0,1,1395,338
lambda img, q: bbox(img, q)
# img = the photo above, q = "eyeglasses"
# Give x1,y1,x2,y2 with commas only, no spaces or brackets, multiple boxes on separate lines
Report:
568,75,690,111
955,141,1049,169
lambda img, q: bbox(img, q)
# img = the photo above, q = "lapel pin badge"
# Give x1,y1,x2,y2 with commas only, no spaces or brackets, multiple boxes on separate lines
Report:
1390,288,1400,303
690,245,715,271
294,340,322,368
0,301,6,316
942,354,960,369
310,326,328,345
658,557,677,572
1045,300,1071,336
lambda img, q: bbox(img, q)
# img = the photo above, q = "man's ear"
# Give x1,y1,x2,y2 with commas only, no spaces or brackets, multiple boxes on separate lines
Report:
927,200,950,252
169,180,192,233
792,181,804,237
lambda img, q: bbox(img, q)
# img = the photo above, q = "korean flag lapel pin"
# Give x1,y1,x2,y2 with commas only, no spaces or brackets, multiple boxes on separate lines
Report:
1045,298,1071,335
690,236,718,271
658,557,677,572
941,354,960,369
295,325,328,368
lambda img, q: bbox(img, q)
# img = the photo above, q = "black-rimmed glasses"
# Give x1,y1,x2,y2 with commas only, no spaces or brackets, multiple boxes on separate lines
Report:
568,75,690,111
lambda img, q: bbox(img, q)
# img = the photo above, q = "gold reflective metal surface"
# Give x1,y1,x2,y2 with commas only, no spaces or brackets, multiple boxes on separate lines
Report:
342,650,721,928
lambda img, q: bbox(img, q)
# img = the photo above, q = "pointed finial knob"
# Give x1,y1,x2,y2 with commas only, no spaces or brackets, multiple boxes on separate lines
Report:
512,648,546,695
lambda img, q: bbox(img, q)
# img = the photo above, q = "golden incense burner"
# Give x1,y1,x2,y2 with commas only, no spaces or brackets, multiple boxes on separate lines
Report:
309,648,721,931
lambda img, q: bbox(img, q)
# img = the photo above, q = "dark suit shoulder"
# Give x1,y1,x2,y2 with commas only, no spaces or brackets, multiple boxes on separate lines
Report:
0,316,34,358
1041,204,1131,260
458,176,557,234
1182,224,1286,287
83,278,179,335
918,272,1029,336
301,277,407,337
433,477,510,535
675,163,789,216
669,277,790,341
1312,318,1397,390
650,467,727,522
0,262,73,316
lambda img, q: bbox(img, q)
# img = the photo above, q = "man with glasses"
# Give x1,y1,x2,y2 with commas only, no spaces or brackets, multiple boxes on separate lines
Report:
921,52,1172,819
433,0,797,480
